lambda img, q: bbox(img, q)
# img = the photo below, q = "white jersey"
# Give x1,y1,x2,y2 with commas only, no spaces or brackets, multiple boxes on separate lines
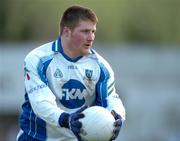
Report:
18,37,125,141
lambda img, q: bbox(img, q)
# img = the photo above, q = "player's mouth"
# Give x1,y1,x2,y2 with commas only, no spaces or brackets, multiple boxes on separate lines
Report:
84,43,92,48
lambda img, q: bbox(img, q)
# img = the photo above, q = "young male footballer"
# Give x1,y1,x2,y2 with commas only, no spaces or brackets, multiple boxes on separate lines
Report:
17,5,125,141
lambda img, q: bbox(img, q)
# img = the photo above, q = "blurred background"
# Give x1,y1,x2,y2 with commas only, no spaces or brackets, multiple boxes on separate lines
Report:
0,0,179,141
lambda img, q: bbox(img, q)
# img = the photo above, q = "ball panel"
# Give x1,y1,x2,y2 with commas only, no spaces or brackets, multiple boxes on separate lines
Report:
80,106,115,141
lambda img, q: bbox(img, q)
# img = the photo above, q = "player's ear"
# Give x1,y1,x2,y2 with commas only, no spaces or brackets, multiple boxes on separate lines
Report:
62,27,71,37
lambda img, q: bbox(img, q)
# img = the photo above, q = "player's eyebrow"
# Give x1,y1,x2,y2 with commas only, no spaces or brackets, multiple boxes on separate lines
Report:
80,29,96,33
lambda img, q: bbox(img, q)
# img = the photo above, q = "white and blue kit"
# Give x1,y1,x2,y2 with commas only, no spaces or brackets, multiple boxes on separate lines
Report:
17,37,125,141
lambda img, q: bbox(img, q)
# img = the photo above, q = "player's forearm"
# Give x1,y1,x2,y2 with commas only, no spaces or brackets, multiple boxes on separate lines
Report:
30,99,63,126
28,92,65,127
106,93,126,121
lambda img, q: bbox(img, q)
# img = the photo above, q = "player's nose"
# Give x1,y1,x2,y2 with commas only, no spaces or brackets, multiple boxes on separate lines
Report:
87,32,95,42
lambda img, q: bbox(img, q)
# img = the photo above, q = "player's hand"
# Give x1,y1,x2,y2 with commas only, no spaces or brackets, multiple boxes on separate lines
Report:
59,106,87,141
110,110,122,141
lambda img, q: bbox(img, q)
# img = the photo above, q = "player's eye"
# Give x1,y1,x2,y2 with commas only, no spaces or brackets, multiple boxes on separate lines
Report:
82,30,89,33
92,30,96,34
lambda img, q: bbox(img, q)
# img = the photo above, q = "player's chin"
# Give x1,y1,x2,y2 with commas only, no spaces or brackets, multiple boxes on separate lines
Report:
82,50,90,56
82,46,91,55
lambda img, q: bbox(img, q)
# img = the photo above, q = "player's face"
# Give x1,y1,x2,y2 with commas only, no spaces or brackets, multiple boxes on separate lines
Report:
69,20,96,57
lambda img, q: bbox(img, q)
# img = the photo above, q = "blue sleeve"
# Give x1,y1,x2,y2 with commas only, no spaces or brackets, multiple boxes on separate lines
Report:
95,63,110,107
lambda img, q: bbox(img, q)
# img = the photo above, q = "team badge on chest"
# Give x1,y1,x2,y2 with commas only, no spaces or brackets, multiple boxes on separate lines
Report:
54,68,63,78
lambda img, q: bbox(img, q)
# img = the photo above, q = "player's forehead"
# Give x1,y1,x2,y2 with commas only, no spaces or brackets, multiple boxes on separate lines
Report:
75,20,96,31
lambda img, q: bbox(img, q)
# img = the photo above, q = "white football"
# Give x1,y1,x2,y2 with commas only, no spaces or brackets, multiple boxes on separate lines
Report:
79,106,115,141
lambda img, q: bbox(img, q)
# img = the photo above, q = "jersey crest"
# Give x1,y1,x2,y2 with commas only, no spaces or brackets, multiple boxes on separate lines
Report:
85,69,93,80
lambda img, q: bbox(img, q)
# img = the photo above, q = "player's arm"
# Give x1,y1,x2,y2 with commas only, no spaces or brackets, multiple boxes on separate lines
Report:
94,62,125,120
24,54,64,127
93,50,126,120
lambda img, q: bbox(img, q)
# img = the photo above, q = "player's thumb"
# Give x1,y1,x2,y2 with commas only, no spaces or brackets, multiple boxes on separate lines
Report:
76,105,88,114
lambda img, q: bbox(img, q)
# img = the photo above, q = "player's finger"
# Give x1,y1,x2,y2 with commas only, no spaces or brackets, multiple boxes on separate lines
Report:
114,119,122,127
110,133,116,141
75,133,83,141
74,113,85,120
111,110,121,120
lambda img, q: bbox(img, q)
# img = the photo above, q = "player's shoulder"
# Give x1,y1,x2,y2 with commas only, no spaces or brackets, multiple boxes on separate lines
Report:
90,49,113,69
25,41,54,63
